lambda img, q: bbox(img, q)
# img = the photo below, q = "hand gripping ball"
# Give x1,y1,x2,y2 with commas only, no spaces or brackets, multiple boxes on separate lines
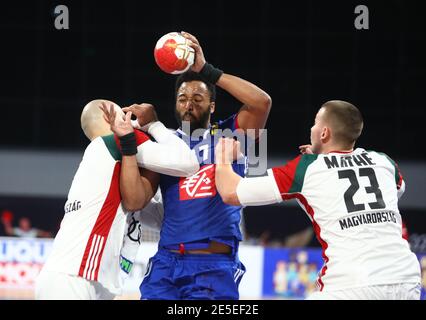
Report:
154,32,195,74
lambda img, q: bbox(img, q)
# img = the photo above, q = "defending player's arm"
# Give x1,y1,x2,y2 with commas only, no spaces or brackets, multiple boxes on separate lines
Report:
215,138,283,206
134,122,198,177
125,104,199,177
182,31,272,139
215,138,243,205
125,169,159,212
100,103,154,211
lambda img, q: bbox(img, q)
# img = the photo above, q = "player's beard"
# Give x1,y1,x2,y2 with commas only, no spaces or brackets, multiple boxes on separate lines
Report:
175,108,211,133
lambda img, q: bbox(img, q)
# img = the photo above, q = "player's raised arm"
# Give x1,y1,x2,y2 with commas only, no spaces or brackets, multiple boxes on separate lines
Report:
181,31,272,139
217,74,271,136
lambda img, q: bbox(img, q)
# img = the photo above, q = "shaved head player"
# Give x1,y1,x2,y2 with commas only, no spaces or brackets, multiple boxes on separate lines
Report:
35,99,198,299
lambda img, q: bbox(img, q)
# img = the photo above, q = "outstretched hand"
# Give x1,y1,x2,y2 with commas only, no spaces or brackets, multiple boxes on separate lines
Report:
99,102,133,137
180,31,206,73
299,144,314,155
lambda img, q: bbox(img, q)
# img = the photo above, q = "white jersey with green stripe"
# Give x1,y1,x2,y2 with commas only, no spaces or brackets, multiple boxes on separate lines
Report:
268,148,421,291
41,132,164,296
41,136,129,295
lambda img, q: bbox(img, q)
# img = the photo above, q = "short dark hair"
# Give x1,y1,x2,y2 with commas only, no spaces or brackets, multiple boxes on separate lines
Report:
175,71,216,102
322,100,364,146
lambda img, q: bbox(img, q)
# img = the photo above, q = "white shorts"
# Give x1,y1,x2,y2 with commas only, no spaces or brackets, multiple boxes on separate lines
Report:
306,283,421,300
35,269,115,300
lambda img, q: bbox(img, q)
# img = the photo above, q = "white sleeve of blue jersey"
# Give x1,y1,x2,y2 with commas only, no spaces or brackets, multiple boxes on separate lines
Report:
135,122,199,177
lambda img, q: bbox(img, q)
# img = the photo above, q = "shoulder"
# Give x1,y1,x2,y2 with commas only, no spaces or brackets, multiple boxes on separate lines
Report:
82,137,106,156
273,154,319,172
272,154,319,180
292,154,320,171
300,153,320,162
270,154,319,194
362,148,397,165
96,134,121,161
134,129,151,144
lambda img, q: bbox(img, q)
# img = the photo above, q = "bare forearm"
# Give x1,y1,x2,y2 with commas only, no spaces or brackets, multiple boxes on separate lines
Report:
120,156,146,211
217,74,271,113
216,73,271,136
215,163,242,206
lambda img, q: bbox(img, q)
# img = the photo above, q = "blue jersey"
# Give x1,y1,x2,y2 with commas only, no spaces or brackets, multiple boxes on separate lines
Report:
158,114,248,249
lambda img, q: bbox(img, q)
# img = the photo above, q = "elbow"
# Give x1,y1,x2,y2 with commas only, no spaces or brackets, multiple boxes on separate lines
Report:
260,93,272,112
122,199,144,212
253,90,272,112
220,192,241,206
123,204,143,212
182,156,200,177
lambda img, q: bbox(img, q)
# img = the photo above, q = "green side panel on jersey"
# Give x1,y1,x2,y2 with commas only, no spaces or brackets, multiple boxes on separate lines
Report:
375,151,400,185
289,154,318,193
102,134,122,161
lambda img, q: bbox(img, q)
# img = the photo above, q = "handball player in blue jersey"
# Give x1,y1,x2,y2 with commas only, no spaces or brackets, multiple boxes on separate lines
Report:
122,32,272,299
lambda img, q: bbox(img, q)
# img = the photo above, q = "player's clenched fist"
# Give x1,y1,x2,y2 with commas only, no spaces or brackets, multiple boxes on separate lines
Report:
215,138,242,165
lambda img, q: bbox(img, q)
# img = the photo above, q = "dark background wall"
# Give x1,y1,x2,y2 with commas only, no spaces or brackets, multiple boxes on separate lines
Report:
1,0,425,160
0,0,425,247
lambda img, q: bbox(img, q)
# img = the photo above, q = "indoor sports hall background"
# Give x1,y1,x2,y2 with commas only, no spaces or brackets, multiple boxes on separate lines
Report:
1,0,425,299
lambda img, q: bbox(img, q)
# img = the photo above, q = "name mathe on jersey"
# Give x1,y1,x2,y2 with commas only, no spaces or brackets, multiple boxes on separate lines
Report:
339,210,398,230
64,200,81,214
323,152,376,169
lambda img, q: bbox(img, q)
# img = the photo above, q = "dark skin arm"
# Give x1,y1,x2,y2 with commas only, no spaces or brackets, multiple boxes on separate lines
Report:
182,31,272,139
137,168,160,208
137,169,160,207
100,102,155,211
217,73,272,137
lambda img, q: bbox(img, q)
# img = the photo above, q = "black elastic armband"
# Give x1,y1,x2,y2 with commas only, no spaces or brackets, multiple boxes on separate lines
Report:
199,63,223,84
119,132,137,156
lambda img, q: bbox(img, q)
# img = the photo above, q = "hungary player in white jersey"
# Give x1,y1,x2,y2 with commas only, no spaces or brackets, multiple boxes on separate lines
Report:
215,100,421,300
35,100,198,300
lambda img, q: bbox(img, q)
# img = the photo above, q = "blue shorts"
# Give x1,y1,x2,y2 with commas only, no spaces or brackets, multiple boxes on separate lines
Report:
140,249,246,300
